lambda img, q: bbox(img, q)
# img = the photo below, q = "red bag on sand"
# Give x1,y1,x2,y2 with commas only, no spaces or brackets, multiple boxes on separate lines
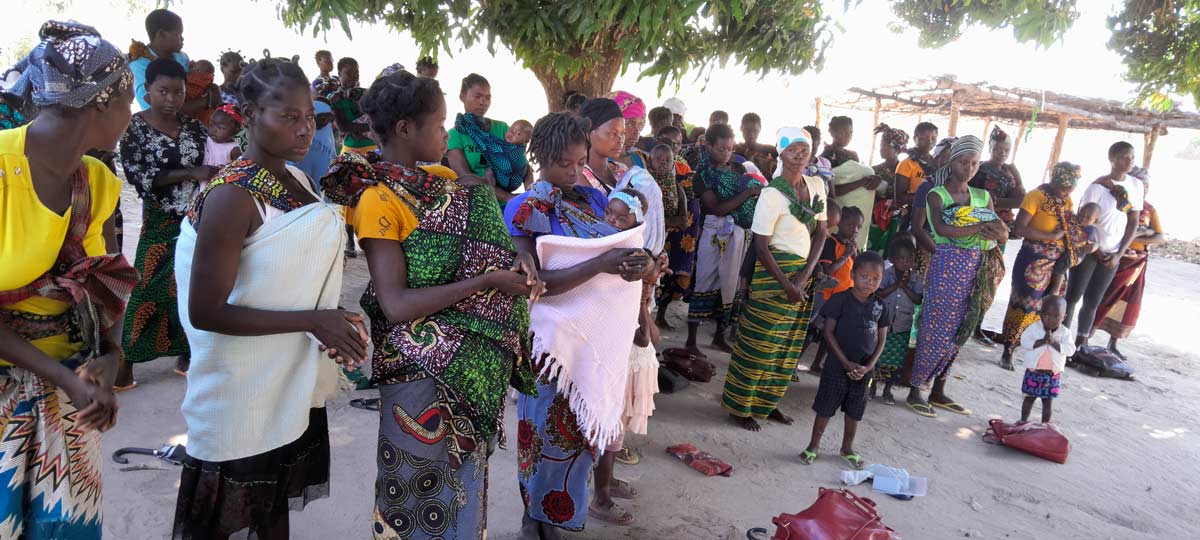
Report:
982,419,1070,464
768,488,900,540
665,444,733,477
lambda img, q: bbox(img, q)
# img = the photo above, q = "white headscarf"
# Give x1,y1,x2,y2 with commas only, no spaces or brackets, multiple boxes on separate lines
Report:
663,97,687,117
772,126,812,178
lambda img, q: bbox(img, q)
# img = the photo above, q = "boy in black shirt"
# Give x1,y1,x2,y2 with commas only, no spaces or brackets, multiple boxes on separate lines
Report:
800,251,889,470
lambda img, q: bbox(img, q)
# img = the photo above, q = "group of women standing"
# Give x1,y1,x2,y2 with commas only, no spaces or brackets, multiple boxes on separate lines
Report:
0,16,1172,540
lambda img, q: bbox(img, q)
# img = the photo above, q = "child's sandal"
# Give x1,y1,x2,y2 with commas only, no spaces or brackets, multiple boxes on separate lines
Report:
799,450,818,465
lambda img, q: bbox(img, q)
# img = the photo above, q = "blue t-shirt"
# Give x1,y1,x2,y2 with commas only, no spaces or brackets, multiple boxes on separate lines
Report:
504,186,609,238
131,51,191,110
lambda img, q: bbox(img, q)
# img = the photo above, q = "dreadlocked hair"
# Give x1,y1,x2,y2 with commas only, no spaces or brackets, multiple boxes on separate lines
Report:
529,112,591,166
239,57,309,111
359,70,443,145
219,50,244,69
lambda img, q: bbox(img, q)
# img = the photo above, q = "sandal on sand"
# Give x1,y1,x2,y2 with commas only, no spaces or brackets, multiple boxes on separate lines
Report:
610,478,639,499
799,450,817,465
907,401,937,418
882,393,897,406
842,454,865,470
113,382,138,393
931,400,972,415
614,446,640,466
588,502,634,525
349,398,380,411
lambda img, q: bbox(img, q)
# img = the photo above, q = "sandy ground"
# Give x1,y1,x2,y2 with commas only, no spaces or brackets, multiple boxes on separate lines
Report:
102,185,1200,539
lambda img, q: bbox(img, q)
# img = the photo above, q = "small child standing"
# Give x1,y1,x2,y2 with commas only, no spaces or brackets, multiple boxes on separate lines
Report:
1018,296,1075,423
201,104,243,190
871,235,923,405
807,205,864,373
505,119,534,148
800,251,889,470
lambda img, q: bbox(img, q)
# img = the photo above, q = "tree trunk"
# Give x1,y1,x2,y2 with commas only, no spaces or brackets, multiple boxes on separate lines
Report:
529,50,624,113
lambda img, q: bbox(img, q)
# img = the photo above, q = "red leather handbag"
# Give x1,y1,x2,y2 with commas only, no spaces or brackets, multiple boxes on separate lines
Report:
983,419,1070,464
767,488,900,540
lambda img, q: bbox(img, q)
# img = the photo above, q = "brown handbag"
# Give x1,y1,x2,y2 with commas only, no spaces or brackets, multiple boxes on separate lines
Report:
767,488,900,540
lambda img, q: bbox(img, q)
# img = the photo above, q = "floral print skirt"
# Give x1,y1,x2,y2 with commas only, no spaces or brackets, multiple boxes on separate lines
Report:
517,378,595,532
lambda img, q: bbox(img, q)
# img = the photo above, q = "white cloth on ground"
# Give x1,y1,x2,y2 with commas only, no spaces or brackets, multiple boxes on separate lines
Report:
175,197,344,462
530,225,645,449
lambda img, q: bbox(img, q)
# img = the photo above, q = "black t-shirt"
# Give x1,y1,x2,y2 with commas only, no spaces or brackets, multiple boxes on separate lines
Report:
820,290,892,368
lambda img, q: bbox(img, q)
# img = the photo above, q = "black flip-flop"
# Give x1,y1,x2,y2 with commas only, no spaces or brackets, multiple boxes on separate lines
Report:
349,398,380,411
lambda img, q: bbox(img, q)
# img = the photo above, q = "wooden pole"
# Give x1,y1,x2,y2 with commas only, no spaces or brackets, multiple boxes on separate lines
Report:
1144,128,1159,169
948,90,963,136
1047,115,1070,175
981,118,993,140
814,97,822,128
1012,120,1029,163
868,97,881,163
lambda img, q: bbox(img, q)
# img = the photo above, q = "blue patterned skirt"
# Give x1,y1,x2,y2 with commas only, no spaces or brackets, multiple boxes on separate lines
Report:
1022,370,1061,399
517,378,595,532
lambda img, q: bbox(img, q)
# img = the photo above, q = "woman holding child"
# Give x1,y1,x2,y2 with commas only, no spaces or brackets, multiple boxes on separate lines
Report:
999,162,1083,369
505,113,651,538
908,135,1008,417
721,127,828,432
323,70,543,540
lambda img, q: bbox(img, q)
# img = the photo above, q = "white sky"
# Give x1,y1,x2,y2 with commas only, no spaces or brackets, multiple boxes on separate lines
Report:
8,0,1199,238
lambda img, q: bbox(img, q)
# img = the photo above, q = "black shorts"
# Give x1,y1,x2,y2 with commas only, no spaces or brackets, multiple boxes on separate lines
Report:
812,368,870,421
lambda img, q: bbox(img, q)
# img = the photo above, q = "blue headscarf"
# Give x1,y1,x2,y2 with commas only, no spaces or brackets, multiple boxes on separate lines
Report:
2,20,131,108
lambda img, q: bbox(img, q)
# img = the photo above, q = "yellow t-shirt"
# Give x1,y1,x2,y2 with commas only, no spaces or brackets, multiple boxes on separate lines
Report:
1,125,121,363
1018,188,1072,234
750,176,828,257
1130,206,1161,252
895,159,926,194
351,165,456,243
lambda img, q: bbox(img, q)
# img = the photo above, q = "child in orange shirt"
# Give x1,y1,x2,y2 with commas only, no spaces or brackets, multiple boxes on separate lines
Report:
807,205,864,373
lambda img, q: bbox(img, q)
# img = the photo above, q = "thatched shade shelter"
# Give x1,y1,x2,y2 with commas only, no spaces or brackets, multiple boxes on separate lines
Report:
831,75,1200,172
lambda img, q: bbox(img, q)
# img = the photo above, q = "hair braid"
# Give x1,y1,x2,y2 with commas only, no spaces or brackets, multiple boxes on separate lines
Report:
529,112,591,166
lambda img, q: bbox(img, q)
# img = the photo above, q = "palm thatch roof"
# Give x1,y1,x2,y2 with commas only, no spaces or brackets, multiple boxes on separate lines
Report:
834,75,1200,135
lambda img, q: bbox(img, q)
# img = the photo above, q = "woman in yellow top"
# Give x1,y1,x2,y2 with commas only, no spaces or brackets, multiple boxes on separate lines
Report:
999,162,1083,368
321,71,542,539
0,21,137,539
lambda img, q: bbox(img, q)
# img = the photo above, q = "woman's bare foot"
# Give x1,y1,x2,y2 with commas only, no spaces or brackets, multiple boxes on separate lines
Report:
113,359,136,391
734,415,762,432
712,332,732,353
999,354,1015,371
767,409,794,425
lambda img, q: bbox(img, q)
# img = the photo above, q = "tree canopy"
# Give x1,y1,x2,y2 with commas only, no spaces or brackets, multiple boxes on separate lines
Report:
279,0,1200,111
278,0,833,109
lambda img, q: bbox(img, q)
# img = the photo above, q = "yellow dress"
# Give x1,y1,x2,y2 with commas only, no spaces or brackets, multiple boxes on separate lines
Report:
0,125,120,364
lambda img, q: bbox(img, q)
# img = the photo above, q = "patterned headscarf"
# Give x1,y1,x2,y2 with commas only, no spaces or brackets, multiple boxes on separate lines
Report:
1129,165,1150,184
988,125,1009,152
949,135,984,161
874,123,909,152
772,126,811,178
612,90,646,120
1050,161,1082,190
932,136,958,159
2,21,131,108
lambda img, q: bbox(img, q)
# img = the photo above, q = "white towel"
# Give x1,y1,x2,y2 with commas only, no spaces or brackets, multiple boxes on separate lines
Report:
832,159,878,250
176,203,344,462
531,225,645,448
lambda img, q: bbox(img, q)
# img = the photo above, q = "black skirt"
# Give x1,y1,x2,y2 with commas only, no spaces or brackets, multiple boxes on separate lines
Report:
172,408,331,539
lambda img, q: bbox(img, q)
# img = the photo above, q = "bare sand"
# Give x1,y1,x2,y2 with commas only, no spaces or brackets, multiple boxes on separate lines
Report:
102,186,1200,539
